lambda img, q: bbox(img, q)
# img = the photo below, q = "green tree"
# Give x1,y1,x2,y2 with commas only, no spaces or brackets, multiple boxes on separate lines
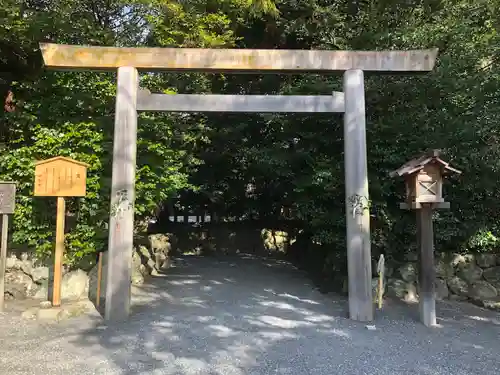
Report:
2,0,500,278
0,0,202,267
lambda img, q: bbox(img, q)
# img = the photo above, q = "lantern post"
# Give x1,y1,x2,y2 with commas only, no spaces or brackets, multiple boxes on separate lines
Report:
390,150,461,327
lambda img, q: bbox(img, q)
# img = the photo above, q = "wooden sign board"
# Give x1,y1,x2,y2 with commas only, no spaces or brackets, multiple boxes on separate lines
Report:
34,156,89,197
0,182,16,214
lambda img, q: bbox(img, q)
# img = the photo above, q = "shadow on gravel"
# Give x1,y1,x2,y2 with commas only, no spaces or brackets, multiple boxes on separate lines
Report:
69,254,500,375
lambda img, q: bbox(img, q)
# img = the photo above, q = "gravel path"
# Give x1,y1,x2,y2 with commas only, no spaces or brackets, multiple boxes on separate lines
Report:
1,253,500,375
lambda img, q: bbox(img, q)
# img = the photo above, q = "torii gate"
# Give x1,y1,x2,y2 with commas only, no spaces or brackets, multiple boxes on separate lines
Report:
40,43,437,323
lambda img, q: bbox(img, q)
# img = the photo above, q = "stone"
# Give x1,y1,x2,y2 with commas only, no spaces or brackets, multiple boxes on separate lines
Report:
482,267,500,288
398,263,417,282
482,298,500,311
57,308,73,321
404,251,418,262
59,302,91,320
5,270,35,297
262,229,288,252
469,281,498,300
387,279,418,302
149,234,171,270
448,276,469,296
435,259,454,279
435,278,449,300
476,253,497,268
64,299,99,318
5,254,18,269
75,298,97,312
457,262,483,283
61,269,89,300
24,300,97,322
33,280,49,300
387,279,406,298
150,268,161,277
132,272,145,285
62,264,70,275
5,283,27,299
21,308,38,320
31,266,50,283
37,307,63,321
449,294,468,301
131,251,145,285
39,301,52,309
451,253,474,267
149,233,171,252
19,260,33,276
136,245,156,274
404,283,418,303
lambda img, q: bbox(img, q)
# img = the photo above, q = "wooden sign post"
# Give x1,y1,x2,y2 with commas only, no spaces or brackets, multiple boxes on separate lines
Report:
34,156,88,307
0,182,16,311
390,150,461,327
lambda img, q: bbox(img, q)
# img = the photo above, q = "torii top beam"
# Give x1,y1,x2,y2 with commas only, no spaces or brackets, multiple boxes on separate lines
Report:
39,43,438,73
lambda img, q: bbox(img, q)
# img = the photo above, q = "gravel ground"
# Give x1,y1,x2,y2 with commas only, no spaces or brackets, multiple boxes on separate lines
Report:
1,253,500,375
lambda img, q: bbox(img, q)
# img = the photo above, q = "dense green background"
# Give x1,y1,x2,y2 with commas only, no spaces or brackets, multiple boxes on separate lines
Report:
1,0,499,277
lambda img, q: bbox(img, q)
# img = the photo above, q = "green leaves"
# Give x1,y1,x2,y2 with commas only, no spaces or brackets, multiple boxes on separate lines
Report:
0,0,201,266
2,0,500,270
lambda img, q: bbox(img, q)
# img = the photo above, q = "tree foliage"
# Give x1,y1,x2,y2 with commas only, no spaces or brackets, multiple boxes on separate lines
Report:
1,0,500,273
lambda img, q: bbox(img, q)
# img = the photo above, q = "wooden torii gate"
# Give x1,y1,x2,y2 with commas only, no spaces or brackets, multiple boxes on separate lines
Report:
40,43,438,323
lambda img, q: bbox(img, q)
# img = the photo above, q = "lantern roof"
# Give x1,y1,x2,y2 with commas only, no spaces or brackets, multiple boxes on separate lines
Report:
389,149,462,178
